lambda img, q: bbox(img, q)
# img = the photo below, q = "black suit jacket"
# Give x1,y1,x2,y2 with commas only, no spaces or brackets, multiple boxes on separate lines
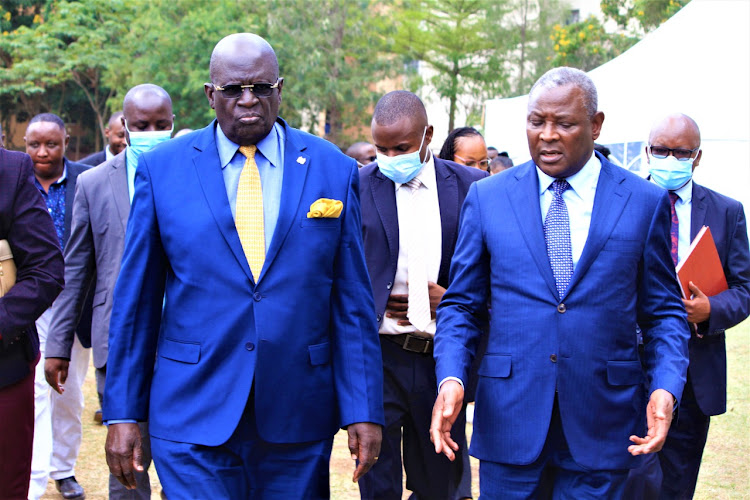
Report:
688,182,750,416
79,149,106,167
0,150,64,387
360,157,488,319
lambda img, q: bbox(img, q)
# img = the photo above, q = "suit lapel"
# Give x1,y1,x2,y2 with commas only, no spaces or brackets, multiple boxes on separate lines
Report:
565,160,630,298
435,159,458,286
63,160,78,245
508,163,558,298
192,124,255,283
261,122,310,281
370,168,399,274
690,183,707,240
108,154,131,232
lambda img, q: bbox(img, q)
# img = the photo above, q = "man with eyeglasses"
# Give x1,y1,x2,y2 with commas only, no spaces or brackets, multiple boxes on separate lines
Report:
627,113,750,499
103,33,384,498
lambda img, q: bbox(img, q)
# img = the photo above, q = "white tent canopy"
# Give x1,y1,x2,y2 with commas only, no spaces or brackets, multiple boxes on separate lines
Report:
484,0,750,210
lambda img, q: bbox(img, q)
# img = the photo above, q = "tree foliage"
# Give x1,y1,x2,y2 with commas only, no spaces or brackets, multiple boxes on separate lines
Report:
549,15,636,71
0,0,690,151
601,0,690,32
392,0,515,131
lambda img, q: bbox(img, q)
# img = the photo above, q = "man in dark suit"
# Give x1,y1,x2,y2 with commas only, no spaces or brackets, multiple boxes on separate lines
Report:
430,67,690,498
79,111,127,167
629,113,750,499
24,113,92,499
45,84,175,500
0,149,64,500
359,91,486,499
104,33,383,498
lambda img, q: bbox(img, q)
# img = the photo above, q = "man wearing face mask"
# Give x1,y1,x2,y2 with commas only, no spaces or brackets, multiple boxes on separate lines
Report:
44,83,174,500
359,90,487,499
632,113,750,499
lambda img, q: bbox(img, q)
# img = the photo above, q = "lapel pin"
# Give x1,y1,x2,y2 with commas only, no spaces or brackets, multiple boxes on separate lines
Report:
297,156,306,165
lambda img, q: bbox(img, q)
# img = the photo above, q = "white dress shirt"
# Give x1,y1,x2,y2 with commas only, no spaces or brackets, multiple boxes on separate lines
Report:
379,152,442,337
537,153,601,269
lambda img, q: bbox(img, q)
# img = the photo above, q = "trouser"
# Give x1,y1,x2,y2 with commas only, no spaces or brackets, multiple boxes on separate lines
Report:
101,361,153,500
28,309,89,500
151,390,331,499
478,397,628,500
0,356,36,500
358,336,464,499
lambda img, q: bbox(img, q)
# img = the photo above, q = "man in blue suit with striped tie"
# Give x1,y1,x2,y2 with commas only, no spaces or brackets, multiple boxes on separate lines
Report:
430,67,691,498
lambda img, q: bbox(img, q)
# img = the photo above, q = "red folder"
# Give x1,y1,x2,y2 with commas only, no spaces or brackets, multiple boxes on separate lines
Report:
675,226,728,299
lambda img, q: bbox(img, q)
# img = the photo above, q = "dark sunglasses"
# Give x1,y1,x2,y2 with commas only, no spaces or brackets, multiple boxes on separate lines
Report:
212,78,282,99
649,145,699,161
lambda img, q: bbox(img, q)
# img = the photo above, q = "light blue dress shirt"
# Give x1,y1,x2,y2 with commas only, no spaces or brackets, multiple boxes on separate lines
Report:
537,153,601,269
215,122,285,253
125,148,136,203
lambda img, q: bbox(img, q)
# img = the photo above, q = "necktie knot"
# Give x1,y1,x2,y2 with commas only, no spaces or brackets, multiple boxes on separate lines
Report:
405,177,421,192
669,191,679,205
550,179,570,197
239,145,257,160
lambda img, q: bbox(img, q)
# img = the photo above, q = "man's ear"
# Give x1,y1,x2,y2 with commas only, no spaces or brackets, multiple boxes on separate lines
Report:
692,149,702,171
424,125,434,147
204,83,216,109
590,111,605,140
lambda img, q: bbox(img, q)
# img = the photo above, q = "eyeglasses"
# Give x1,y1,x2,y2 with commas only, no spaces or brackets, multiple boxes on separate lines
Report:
212,78,282,99
454,155,490,168
648,145,699,161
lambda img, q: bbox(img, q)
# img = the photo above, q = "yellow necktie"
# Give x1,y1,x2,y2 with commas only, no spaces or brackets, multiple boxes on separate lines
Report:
236,145,265,282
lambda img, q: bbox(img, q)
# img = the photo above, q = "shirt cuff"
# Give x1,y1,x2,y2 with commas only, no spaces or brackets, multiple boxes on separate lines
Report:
105,419,137,426
438,376,464,392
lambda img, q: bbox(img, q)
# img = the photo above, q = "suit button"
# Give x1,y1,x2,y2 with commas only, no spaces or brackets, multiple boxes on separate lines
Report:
253,292,262,301
557,303,566,313
386,282,393,290
550,354,557,363
245,342,255,351
376,314,382,322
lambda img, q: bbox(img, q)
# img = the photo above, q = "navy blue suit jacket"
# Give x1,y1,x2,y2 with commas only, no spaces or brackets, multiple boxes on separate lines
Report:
105,119,384,446
0,150,64,387
434,154,690,470
688,182,750,416
359,158,487,321
79,149,106,167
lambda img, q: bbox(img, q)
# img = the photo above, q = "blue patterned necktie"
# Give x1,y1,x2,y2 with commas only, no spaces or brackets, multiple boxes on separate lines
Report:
544,179,573,299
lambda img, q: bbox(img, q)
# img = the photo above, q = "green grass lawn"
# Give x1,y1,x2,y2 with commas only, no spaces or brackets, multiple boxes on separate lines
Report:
43,320,749,499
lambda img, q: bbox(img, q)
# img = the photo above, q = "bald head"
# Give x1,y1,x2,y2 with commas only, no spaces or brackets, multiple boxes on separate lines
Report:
209,33,279,82
121,84,173,137
649,113,701,147
372,91,428,129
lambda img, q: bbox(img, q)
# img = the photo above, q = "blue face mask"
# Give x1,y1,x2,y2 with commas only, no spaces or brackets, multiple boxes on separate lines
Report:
376,127,427,184
125,121,173,160
649,153,696,191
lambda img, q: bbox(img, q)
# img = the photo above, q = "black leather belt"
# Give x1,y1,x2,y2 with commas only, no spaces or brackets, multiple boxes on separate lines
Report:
382,333,433,354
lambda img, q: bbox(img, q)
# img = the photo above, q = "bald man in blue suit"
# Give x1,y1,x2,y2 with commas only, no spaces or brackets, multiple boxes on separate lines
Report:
103,33,383,499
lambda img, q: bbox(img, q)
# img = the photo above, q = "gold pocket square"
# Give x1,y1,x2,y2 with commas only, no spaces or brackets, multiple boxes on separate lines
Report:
307,198,343,218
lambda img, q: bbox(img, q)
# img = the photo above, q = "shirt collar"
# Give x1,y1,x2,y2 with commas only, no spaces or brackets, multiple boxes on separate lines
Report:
394,150,436,191
537,152,600,200
216,121,283,169
105,145,114,161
